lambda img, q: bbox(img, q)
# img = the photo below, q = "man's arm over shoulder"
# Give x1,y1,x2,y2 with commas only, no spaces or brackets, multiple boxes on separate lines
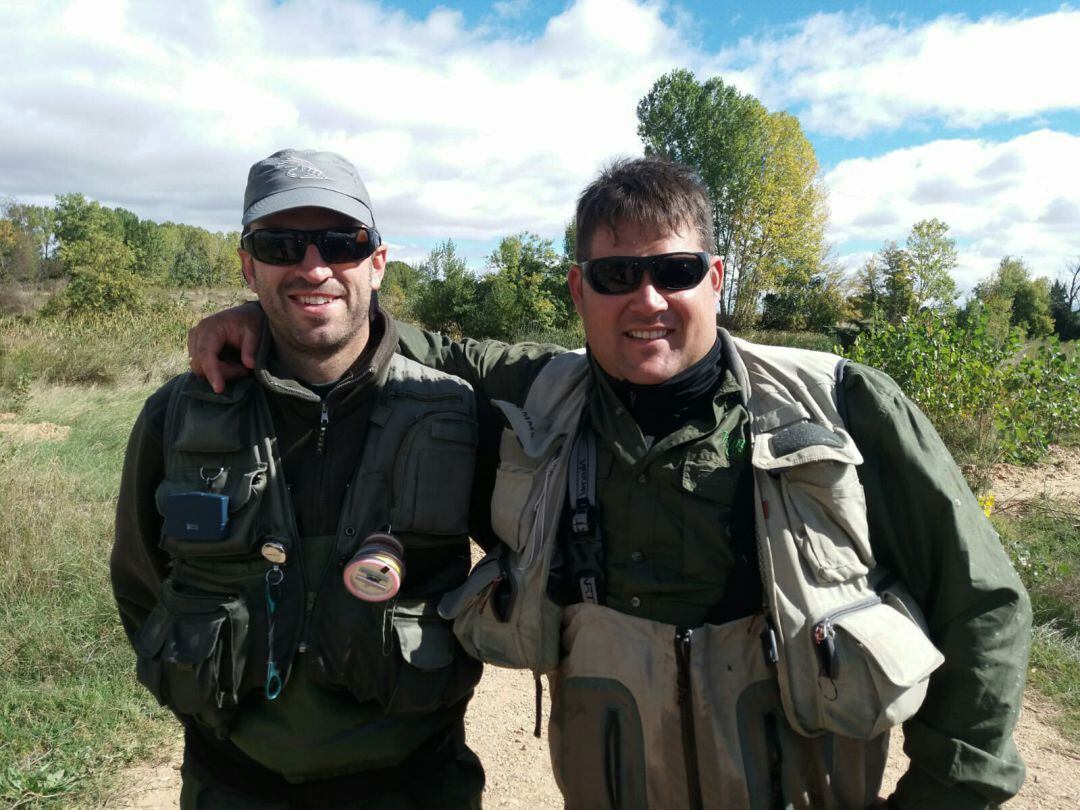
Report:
394,319,565,408
111,383,175,641
843,363,1031,809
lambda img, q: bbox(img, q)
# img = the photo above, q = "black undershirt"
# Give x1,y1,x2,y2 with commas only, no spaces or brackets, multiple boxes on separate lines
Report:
598,337,724,440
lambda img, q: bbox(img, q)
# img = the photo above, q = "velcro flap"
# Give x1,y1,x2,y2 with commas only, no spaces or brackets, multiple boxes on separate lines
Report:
834,602,945,687
180,374,254,405
753,425,863,470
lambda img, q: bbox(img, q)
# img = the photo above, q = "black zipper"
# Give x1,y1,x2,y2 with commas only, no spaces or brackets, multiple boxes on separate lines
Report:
316,400,329,456
812,595,882,679
675,627,704,810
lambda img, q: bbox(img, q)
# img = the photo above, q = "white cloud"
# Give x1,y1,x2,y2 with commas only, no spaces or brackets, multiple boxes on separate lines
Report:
826,130,1080,292
728,9,1080,136
0,0,705,243
0,0,1078,282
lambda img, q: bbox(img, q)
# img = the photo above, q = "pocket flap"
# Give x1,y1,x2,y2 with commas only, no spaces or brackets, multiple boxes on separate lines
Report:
394,601,454,670
752,424,863,470
155,463,268,517
834,602,945,687
164,615,226,665
431,418,478,445
133,601,171,658
438,553,500,620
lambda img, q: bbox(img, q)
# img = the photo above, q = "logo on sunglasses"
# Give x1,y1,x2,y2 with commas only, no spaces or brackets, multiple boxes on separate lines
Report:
276,157,327,180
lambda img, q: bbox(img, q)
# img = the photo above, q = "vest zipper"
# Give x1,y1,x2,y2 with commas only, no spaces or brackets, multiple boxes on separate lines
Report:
812,595,881,679
316,400,329,456
675,627,704,810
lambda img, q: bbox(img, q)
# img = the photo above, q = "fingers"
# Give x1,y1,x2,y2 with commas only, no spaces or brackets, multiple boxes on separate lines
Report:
186,302,265,394
240,323,259,372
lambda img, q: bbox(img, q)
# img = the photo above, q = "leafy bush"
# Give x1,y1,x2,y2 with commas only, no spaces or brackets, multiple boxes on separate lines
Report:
845,310,1080,471
42,266,147,317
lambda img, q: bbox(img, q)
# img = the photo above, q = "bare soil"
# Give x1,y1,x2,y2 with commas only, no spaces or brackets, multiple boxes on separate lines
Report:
0,412,70,442
101,453,1080,808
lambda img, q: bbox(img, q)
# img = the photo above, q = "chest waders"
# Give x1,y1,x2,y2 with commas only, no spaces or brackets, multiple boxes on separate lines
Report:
441,335,945,808
133,358,483,739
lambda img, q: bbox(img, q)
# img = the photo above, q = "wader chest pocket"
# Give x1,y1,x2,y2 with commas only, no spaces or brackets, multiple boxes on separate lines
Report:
133,581,249,716
155,463,268,557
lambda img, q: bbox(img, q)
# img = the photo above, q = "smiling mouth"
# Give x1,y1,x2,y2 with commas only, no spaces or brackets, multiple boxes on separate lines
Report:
292,294,338,306
626,329,671,340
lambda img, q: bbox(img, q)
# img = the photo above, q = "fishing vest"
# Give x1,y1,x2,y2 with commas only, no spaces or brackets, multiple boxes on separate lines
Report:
439,331,944,809
133,356,483,737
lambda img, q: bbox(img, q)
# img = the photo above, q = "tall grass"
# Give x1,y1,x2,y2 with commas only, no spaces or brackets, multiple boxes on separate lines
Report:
998,499,1080,744
0,384,177,807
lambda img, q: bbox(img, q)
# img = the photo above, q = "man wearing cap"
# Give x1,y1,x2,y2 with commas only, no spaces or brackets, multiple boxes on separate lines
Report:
188,156,1030,808
111,148,486,808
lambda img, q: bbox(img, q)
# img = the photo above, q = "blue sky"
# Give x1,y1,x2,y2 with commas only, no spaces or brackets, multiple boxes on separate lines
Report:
1,0,1078,294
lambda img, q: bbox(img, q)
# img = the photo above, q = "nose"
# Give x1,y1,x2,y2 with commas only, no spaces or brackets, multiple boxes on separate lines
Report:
627,270,668,312
296,243,333,283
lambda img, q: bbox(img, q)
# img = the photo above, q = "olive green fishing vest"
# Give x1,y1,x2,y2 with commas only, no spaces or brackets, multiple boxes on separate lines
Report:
439,331,944,809
133,356,483,737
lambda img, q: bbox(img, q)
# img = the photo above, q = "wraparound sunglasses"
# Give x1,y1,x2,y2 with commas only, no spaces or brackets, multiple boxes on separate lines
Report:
240,226,381,266
581,252,712,295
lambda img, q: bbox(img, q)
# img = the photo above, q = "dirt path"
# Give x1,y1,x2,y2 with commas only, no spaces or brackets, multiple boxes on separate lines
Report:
100,673,1080,808
102,451,1080,808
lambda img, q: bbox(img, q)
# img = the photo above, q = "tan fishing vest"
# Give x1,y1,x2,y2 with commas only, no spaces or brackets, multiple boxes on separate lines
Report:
439,332,944,809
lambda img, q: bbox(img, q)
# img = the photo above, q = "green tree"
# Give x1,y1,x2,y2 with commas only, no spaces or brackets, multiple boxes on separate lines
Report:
378,259,426,321
972,256,1054,337
1,199,58,278
0,216,39,281
905,218,958,310
115,208,171,281
54,193,124,261
880,243,916,322
637,69,828,328
849,256,886,322
761,262,848,331
478,233,571,339
412,241,479,337
170,226,240,286
51,208,143,316
1050,261,1080,340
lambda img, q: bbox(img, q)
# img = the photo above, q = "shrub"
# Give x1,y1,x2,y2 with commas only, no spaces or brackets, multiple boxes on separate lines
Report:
42,266,147,318
845,310,1080,472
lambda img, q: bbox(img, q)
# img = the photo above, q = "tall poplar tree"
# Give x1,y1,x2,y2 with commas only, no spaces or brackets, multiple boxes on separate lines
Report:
636,69,828,328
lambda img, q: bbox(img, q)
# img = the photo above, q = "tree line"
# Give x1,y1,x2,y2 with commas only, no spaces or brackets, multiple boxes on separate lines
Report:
1,68,1078,341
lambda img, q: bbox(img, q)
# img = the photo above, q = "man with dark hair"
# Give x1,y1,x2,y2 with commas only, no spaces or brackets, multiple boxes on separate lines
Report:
113,148,485,808
189,155,1030,809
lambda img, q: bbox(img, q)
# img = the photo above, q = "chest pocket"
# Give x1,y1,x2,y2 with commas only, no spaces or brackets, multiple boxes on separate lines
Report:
753,418,874,583
391,413,478,536
154,462,269,558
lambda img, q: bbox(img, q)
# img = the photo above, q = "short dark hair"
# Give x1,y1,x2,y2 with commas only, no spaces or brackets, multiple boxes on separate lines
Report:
574,156,714,262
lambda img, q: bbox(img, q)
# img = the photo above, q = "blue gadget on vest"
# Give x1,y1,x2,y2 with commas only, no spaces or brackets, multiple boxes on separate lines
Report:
164,492,230,540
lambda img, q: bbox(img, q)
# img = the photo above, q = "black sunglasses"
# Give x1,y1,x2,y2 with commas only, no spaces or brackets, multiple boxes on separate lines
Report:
240,226,381,266
580,252,712,295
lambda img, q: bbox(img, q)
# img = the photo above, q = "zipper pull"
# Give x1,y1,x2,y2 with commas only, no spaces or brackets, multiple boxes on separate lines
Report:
813,619,838,679
316,400,329,456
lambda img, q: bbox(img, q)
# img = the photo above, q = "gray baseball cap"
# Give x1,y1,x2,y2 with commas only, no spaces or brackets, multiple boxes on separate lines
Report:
241,148,376,229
